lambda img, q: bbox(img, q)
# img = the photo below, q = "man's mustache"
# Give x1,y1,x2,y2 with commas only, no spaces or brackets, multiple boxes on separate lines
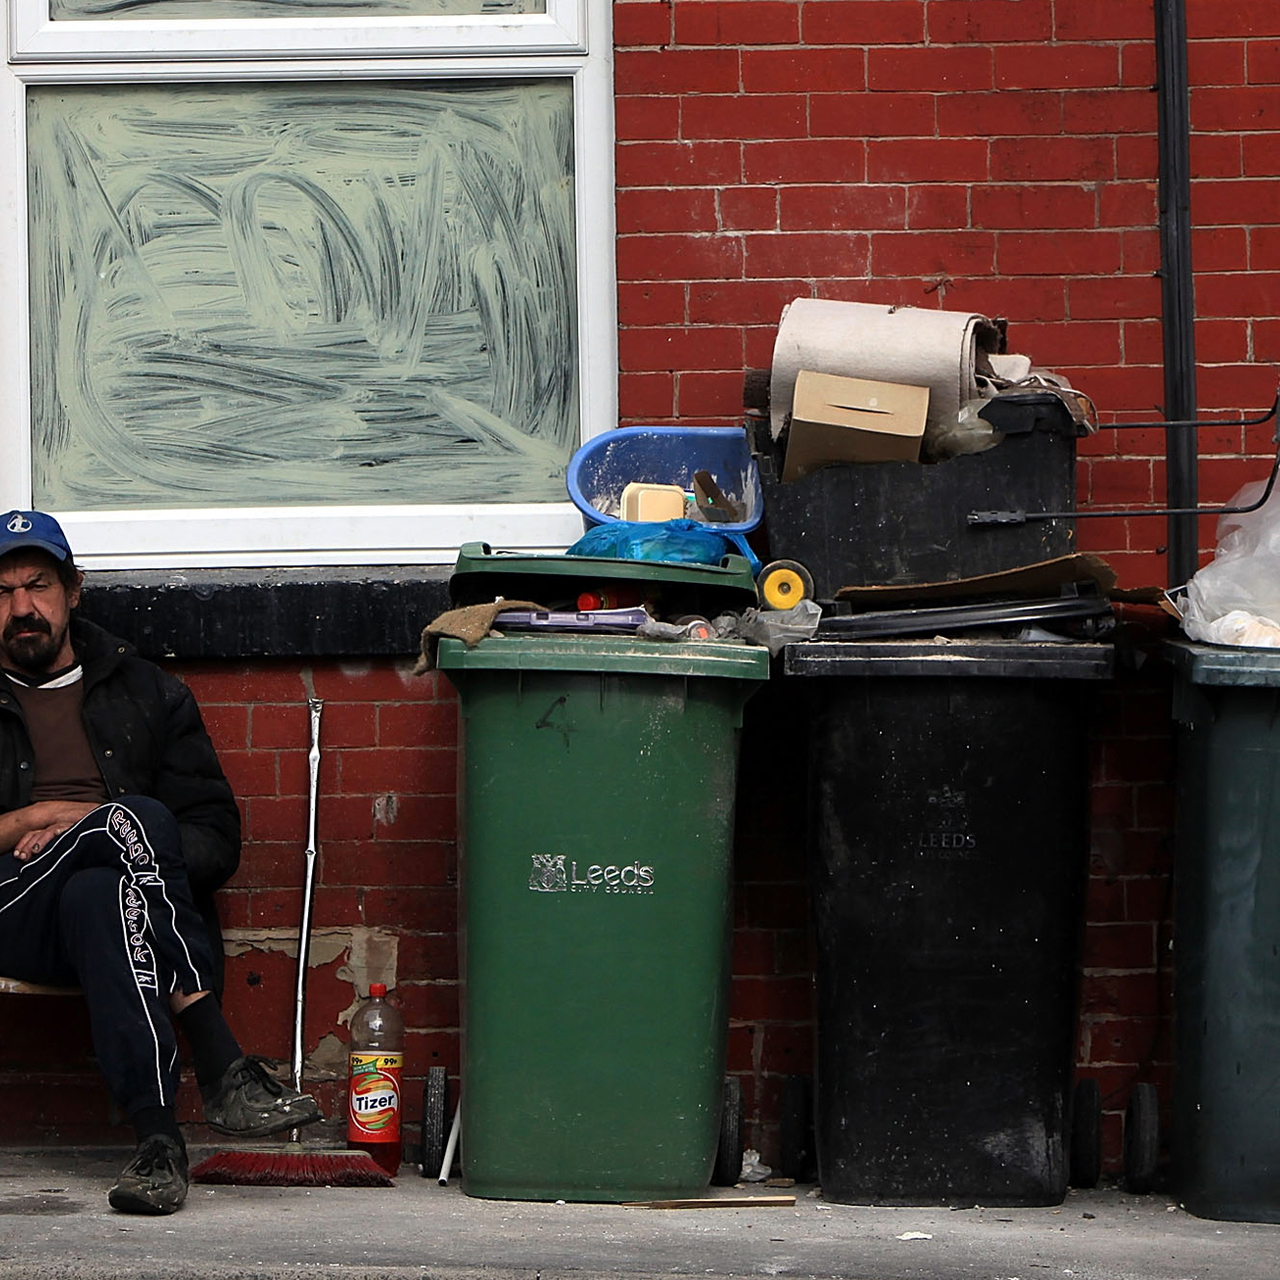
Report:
3,614,52,642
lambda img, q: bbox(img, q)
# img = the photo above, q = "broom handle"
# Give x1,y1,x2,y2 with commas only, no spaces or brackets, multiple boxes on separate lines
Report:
292,697,323,1096
438,1101,461,1185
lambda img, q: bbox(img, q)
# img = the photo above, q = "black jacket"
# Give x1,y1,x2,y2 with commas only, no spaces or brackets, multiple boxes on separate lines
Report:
0,617,241,986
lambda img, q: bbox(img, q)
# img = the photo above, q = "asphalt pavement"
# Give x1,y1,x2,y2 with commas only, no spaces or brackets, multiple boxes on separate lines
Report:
3,1147,1279,1280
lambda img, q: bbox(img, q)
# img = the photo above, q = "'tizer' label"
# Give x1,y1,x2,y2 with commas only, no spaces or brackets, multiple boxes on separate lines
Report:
348,1052,403,1143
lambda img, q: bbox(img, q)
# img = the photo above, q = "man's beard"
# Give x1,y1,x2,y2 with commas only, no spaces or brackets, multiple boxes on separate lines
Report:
1,615,63,675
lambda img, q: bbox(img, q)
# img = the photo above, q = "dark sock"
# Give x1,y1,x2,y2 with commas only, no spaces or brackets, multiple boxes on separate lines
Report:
176,993,244,1092
132,1106,185,1149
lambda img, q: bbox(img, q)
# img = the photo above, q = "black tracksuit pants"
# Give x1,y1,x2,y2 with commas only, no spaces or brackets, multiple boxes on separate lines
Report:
0,796,216,1118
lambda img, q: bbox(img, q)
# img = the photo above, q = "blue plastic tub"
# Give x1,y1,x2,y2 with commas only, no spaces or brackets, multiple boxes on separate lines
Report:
567,426,763,535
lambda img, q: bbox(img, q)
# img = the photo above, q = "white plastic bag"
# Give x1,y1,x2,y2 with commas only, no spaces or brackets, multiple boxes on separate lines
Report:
921,397,1003,461
1181,478,1280,646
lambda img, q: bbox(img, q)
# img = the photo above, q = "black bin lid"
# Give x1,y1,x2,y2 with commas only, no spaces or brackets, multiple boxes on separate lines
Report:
785,638,1114,680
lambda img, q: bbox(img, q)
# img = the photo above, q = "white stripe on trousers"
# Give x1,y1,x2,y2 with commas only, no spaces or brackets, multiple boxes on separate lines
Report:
1,802,205,991
0,800,209,1107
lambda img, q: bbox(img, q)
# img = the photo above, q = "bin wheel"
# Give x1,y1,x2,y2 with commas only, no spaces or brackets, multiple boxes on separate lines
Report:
1123,1082,1160,1194
757,560,814,611
711,1076,743,1186
420,1066,450,1180
1068,1077,1102,1189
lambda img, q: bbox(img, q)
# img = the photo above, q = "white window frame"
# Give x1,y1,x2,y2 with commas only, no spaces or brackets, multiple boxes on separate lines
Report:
1,4,616,569
8,0,588,62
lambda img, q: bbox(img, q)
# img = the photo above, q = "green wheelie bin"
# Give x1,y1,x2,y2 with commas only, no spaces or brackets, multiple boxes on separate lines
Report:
437,633,769,1202
1168,640,1280,1222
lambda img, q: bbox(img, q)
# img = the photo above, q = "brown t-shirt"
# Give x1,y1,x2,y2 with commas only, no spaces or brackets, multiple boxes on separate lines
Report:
8,675,108,804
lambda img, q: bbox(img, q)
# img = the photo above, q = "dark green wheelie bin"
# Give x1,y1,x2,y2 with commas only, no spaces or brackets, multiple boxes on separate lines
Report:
437,633,768,1202
1169,640,1280,1223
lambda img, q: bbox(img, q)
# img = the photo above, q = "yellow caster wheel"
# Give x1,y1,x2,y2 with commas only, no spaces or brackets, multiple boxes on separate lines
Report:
757,559,815,610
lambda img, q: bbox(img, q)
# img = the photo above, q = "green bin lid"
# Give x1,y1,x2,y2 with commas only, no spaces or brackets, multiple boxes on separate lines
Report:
448,541,759,611
1163,638,1280,687
436,634,770,680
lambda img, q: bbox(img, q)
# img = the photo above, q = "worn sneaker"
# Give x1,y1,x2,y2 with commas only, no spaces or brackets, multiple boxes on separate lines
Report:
201,1055,323,1137
108,1134,189,1215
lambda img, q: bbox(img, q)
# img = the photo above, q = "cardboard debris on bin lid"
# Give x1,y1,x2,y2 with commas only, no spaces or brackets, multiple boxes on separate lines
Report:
1109,582,1184,616
833,554,1118,606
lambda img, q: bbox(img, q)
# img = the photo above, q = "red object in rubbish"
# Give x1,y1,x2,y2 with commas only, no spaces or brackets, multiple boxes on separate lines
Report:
348,983,405,1178
577,586,645,611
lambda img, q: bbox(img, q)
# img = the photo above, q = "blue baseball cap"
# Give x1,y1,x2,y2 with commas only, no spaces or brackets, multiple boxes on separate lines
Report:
0,510,72,562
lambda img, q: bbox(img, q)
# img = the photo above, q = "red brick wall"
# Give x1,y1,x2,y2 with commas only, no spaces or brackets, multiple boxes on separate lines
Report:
7,0,1280,1182
2,662,460,1148
611,0,1280,1174
190,661,461,1138
3,662,814,1165
1082,668,1176,1166
614,0,1279,581
3,653,1171,1177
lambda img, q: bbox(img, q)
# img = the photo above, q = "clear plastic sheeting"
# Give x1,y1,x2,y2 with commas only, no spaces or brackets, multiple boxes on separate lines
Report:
1182,479,1280,646
921,398,1004,461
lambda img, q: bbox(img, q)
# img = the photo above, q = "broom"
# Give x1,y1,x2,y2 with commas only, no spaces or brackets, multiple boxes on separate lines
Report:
192,698,392,1188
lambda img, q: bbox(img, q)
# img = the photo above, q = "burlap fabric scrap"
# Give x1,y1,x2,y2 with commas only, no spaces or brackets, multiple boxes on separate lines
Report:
414,600,546,674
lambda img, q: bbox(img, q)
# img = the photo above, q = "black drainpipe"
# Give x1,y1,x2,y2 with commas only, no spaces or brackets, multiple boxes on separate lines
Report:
1155,0,1198,587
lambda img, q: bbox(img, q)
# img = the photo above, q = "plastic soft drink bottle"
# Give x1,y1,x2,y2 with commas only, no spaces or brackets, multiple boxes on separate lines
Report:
347,983,404,1177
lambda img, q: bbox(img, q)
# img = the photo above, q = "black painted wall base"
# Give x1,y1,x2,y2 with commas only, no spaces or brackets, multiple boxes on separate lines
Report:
79,568,453,661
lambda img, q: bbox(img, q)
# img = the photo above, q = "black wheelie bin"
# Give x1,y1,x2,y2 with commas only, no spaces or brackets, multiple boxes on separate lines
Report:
787,636,1113,1206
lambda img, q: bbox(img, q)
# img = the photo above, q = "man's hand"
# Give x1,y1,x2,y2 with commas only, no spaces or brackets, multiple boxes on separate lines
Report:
2,800,98,860
14,822,64,862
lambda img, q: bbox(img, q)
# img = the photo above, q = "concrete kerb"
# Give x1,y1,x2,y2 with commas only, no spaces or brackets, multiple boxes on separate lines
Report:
4,1147,1280,1280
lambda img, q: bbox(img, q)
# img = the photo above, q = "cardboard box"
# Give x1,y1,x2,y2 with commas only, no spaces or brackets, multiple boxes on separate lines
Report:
783,371,929,481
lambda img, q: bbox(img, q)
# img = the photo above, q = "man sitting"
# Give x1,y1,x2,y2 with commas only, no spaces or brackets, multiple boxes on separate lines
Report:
0,510,321,1214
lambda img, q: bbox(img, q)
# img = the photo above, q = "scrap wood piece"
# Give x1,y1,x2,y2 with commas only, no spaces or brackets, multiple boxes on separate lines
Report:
834,553,1118,606
0,975,80,996
623,1194,796,1210
693,469,740,522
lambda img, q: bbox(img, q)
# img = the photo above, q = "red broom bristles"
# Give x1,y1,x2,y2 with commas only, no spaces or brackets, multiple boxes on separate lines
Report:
191,1146,393,1188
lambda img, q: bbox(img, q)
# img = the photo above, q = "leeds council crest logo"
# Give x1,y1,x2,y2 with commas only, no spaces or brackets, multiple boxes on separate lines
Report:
529,854,567,892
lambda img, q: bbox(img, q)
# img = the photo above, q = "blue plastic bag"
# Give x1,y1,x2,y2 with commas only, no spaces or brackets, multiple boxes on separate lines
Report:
566,519,761,575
